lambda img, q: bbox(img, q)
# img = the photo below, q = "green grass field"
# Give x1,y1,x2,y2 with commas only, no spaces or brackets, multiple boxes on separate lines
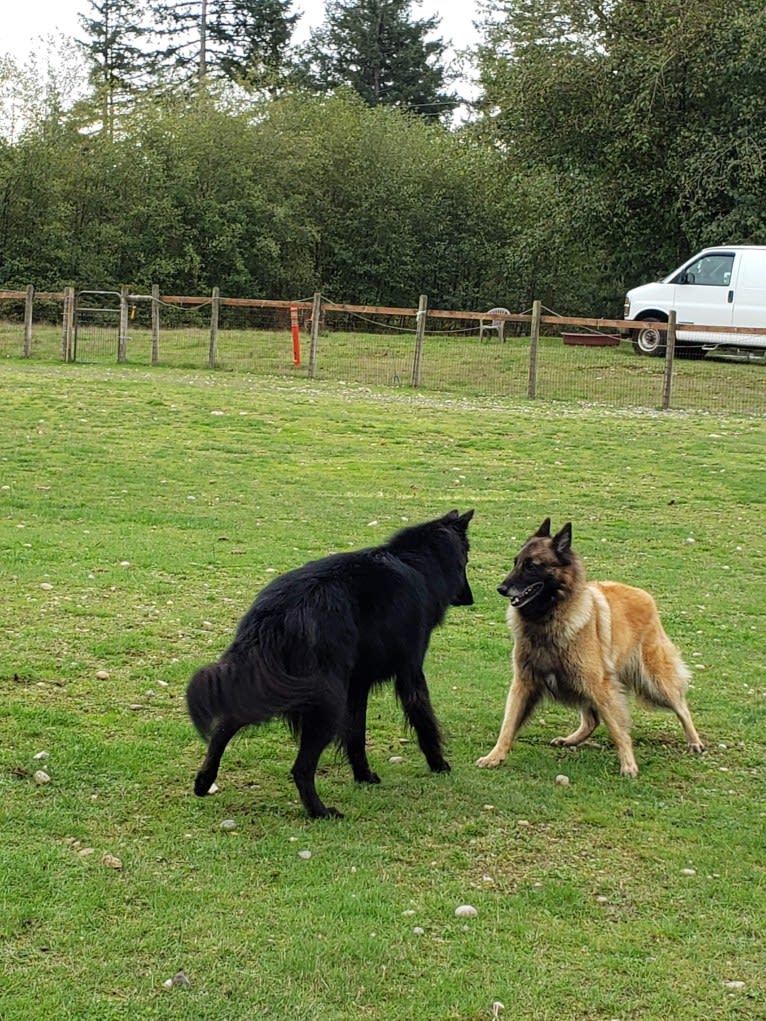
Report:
1,361,764,1020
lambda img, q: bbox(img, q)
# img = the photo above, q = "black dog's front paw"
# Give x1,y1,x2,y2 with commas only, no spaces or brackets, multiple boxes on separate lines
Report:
430,759,451,774
194,771,215,796
355,770,381,785
312,805,344,819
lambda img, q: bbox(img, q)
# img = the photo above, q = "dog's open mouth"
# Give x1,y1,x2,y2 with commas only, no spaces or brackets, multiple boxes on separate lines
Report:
508,582,544,608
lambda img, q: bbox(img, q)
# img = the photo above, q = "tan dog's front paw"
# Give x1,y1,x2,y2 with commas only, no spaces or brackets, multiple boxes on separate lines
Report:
475,752,504,769
619,762,639,778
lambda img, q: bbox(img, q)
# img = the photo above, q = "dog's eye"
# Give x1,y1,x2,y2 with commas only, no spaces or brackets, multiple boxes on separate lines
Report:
524,558,534,570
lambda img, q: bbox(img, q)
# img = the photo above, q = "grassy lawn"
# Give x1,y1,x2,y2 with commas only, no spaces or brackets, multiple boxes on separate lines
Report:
1,361,764,1020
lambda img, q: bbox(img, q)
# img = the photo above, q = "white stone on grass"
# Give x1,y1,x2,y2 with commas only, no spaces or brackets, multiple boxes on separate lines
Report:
454,904,478,918
33,770,51,785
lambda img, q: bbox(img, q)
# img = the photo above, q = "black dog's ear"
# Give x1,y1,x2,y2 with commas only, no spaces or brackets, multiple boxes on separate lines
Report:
457,509,475,530
553,522,572,555
443,509,459,521
535,517,551,537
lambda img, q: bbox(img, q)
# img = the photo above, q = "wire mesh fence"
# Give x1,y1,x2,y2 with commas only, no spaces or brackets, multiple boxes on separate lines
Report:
1,288,764,416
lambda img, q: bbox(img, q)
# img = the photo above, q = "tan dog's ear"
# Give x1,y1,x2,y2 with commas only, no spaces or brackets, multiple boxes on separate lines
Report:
553,522,572,555
535,517,551,537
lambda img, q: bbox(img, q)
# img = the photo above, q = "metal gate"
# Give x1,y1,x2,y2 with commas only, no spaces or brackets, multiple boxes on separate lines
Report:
74,290,123,362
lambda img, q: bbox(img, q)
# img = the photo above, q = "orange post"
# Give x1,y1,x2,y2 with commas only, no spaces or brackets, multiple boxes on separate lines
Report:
290,305,301,366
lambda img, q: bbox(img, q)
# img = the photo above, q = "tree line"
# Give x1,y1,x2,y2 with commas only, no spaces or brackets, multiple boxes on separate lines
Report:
1,0,765,318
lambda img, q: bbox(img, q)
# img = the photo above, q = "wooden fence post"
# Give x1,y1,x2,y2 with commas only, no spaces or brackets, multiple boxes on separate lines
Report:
662,310,677,410
62,286,75,362
527,299,542,398
23,284,34,358
151,284,160,365
411,294,428,388
208,286,220,369
118,285,128,362
308,291,321,379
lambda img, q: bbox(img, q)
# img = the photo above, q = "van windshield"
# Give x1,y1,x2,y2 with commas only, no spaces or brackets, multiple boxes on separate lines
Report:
671,253,735,287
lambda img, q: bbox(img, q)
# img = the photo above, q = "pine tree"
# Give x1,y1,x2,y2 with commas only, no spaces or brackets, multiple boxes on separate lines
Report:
303,0,458,121
79,0,154,136
150,0,299,92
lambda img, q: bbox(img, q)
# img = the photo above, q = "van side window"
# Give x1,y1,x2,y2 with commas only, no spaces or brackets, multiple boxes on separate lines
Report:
672,254,735,286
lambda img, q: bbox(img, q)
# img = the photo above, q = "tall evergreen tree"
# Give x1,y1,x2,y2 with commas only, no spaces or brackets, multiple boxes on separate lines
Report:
150,0,299,92
79,0,154,136
302,0,458,121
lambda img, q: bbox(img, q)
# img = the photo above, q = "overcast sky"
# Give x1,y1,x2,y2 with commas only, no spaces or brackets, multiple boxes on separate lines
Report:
2,0,482,62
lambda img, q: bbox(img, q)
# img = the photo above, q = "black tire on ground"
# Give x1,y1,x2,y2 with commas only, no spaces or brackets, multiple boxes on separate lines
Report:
632,317,667,357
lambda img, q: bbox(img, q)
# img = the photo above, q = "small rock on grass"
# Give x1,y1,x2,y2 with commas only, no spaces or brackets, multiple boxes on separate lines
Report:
555,774,570,786
454,904,478,918
34,770,51,785
102,853,123,870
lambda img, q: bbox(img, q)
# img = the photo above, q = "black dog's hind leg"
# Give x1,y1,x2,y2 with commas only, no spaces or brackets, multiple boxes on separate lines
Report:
194,719,243,796
345,684,380,784
396,668,450,773
290,710,343,819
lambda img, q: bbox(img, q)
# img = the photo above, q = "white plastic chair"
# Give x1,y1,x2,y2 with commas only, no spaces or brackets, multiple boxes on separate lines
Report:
479,307,510,342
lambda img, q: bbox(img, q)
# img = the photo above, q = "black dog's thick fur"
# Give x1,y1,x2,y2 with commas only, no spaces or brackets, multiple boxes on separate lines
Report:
186,509,474,818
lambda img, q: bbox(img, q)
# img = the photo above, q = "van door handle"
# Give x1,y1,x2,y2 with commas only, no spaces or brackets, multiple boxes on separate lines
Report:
728,289,734,303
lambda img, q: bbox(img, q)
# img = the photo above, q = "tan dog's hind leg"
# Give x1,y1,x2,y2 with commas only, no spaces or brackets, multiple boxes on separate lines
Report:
671,699,705,753
551,706,599,748
639,639,705,754
476,675,539,768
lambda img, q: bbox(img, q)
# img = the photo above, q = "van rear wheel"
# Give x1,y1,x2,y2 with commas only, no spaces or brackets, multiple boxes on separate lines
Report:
632,317,666,357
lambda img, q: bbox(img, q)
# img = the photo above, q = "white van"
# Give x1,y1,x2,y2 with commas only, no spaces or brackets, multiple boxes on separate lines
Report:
624,245,766,357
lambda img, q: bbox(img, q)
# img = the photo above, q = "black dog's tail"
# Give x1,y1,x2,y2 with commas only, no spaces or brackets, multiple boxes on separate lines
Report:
186,652,339,743
186,661,239,741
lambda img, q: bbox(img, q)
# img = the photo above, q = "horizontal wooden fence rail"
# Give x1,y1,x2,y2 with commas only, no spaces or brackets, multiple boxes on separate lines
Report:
1,285,764,414
4,283,766,337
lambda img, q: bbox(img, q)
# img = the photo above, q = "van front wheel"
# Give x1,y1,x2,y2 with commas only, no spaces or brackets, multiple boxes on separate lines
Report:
632,318,667,357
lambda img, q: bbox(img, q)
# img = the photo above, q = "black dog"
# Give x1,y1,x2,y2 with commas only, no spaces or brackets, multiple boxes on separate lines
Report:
186,509,474,818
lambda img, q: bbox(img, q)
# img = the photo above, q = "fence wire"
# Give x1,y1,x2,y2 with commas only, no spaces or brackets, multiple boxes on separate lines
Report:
1,293,764,416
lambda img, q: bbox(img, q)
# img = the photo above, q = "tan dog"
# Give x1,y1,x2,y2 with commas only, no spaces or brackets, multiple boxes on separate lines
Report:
476,519,704,776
